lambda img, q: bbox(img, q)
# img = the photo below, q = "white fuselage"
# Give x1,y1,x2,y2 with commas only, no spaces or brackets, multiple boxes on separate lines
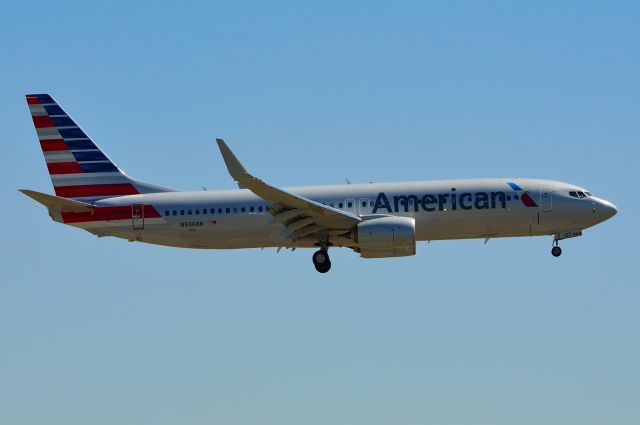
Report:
67,178,616,251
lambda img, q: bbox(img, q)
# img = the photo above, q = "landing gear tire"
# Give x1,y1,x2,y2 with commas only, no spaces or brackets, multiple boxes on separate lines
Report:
313,249,331,273
551,246,562,257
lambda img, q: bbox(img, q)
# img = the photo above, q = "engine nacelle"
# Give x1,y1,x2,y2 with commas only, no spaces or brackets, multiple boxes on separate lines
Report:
355,216,416,258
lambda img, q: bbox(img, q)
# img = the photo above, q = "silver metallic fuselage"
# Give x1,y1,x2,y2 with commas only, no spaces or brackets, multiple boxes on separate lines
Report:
73,178,617,250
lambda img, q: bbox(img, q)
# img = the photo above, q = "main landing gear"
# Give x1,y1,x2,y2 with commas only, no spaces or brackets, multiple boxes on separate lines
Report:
312,248,331,273
551,239,562,257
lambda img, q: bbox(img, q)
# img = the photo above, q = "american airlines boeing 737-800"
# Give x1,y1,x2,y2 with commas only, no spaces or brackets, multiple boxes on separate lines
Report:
21,94,617,273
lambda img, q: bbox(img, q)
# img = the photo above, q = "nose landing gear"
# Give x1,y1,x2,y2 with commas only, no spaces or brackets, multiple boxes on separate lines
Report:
312,249,331,273
551,239,562,257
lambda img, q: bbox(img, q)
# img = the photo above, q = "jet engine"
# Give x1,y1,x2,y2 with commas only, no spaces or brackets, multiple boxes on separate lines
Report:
354,216,416,258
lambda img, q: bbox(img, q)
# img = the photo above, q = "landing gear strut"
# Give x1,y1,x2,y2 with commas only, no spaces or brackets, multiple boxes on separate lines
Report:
312,249,331,273
551,239,562,257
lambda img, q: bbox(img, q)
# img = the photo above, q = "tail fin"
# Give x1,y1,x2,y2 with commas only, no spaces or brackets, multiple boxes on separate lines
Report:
26,94,174,201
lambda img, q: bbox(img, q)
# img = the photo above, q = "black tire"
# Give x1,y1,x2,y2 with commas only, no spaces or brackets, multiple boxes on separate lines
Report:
313,249,331,273
316,260,332,273
313,249,328,266
551,246,562,257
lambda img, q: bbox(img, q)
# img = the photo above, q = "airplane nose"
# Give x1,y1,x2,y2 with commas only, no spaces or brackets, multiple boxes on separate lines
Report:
598,199,618,220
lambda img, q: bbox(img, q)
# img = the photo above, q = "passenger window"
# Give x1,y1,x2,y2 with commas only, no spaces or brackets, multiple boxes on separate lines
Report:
225,208,230,213
164,210,169,216
241,207,246,213
250,206,255,212
258,206,263,212
195,209,200,215
506,196,511,201
339,202,344,208
180,210,185,215
361,201,367,207
347,202,353,208
218,208,222,214
188,209,192,215
172,210,177,216
233,207,238,213
514,195,519,200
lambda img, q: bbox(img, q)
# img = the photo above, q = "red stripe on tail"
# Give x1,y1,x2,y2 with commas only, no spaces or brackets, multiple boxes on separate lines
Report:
40,139,69,151
26,96,41,105
32,115,55,128
54,184,139,198
47,162,83,174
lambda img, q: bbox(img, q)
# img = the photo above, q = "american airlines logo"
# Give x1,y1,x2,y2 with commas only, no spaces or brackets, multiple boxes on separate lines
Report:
372,186,537,214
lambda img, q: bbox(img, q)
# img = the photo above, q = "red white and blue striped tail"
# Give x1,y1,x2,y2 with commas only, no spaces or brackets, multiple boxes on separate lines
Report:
26,94,173,201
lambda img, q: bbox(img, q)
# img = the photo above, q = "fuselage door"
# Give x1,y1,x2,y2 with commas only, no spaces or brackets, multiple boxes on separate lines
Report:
132,204,145,230
540,185,553,211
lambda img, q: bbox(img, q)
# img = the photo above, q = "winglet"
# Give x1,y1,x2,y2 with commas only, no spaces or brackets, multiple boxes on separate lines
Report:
216,138,249,182
213,139,361,228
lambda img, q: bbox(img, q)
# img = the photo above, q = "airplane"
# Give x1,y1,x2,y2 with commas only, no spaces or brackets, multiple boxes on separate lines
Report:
21,94,618,273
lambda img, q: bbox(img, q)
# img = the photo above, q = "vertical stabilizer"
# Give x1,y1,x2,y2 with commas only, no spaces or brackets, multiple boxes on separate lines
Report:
26,94,174,201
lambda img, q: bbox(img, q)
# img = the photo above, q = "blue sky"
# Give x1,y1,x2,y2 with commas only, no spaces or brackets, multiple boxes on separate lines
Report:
1,1,638,424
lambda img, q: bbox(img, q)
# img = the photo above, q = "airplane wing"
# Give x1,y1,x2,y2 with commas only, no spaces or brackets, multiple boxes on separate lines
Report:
216,139,361,241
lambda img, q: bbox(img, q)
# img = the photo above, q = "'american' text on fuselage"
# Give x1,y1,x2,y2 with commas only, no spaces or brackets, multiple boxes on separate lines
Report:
372,189,509,214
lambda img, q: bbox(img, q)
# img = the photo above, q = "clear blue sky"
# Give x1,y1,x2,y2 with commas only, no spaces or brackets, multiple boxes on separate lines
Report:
1,1,638,424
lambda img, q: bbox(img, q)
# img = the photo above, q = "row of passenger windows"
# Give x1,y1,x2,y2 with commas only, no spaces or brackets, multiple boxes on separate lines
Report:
326,201,369,208
163,202,366,217
163,194,526,217
569,190,591,198
164,205,270,216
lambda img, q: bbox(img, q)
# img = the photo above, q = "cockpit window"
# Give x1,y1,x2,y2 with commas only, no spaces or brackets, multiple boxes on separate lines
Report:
570,190,590,198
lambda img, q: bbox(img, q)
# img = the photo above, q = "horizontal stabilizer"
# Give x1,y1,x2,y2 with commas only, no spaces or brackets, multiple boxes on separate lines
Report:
19,189,94,212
